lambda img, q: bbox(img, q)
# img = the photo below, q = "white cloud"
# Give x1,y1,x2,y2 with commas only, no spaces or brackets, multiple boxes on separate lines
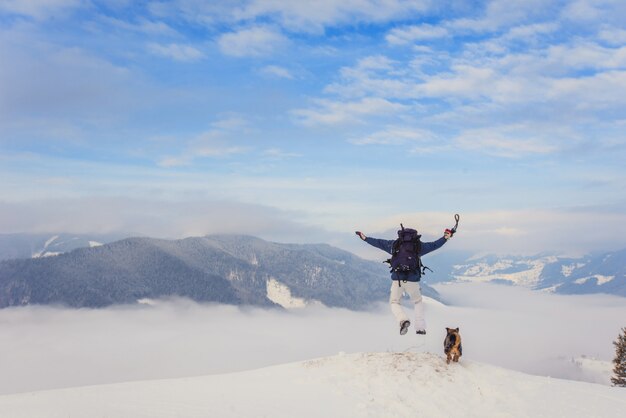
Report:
324,55,414,99
233,0,434,33
211,115,250,130
545,43,626,71
143,0,436,34
386,24,449,45
0,31,138,124
547,70,626,109
0,197,323,242
99,16,180,37
262,148,301,159
260,65,294,79
502,22,560,41
454,128,558,158
598,26,626,45
298,17,626,162
218,26,288,57
361,206,626,257
419,65,497,99
349,127,436,145
561,0,626,27
158,134,248,167
0,0,82,20
156,115,253,167
353,55,396,71
449,0,555,34
293,97,409,126
148,42,205,62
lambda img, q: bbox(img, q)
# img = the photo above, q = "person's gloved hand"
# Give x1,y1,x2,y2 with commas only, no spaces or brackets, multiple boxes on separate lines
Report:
355,231,367,240
444,229,454,240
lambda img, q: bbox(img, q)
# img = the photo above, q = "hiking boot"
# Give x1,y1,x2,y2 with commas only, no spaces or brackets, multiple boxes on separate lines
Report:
400,320,410,335
416,330,426,335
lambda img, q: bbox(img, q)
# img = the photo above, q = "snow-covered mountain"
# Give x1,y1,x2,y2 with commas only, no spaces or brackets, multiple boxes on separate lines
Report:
2,232,623,301
451,250,626,297
0,235,440,309
0,352,623,418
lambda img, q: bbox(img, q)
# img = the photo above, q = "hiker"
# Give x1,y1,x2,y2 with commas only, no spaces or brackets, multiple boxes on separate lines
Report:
356,224,454,335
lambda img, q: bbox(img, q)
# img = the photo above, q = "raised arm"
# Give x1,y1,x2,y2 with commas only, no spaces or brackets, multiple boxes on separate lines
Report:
420,227,455,256
419,236,447,256
356,230,394,254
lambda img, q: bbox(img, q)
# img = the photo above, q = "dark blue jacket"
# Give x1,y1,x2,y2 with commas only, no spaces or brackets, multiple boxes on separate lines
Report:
365,236,447,282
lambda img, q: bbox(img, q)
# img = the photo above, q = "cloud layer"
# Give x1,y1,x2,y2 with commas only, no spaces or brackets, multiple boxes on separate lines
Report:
0,283,623,395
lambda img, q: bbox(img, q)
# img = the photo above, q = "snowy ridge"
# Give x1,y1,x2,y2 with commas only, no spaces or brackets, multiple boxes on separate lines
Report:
453,258,549,287
0,352,623,418
449,251,626,297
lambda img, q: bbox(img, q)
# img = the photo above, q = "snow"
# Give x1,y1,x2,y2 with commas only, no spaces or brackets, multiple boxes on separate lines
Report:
0,352,623,418
136,298,158,306
32,251,61,258
561,262,586,277
266,277,319,308
88,241,103,247
32,235,60,258
568,356,614,385
453,259,546,287
43,235,59,249
574,275,615,285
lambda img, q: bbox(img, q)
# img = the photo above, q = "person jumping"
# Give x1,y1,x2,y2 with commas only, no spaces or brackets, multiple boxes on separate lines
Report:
356,223,454,335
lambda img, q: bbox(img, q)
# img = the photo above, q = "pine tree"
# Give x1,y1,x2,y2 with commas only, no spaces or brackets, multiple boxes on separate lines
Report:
612,327,626,387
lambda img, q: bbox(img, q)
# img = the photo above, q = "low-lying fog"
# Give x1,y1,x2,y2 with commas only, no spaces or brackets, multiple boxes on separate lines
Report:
0,283,624,394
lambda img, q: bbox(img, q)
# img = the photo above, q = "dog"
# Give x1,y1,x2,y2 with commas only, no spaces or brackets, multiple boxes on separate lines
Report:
444,327,462,364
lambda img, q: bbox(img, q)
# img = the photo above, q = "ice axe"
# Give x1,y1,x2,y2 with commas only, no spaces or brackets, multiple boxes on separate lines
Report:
446,214,460,237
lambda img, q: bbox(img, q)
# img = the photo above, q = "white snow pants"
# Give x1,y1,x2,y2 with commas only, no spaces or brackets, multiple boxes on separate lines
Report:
389,281,426,331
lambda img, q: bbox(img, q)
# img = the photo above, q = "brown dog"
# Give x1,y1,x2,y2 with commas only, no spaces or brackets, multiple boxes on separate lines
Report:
444,327,462,364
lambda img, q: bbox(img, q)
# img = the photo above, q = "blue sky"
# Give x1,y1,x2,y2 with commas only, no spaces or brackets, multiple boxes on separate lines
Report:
1,0,626,256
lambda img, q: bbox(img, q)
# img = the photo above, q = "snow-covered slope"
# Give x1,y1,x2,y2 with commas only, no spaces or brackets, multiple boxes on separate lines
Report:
453,256,552,287
0,352,623,418
451,251,626,297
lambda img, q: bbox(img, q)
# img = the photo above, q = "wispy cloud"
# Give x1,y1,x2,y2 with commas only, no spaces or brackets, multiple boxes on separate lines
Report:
448,0,556,34
559,0,626,24
210,115,250,131
98,16,180,37
158,134,248,168
293,97,409,126
386,24,449,45
262,148,301,159
148,43,205,62
232,0,435,33
218,26,288,57
0,31,136,125
0,0,82,20
349,127,436,145
260,65,294,79
454,127,558,158
598,26,626,45
367,207,626,256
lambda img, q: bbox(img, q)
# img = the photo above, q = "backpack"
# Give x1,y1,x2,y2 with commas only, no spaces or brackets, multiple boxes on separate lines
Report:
386,224,422,273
